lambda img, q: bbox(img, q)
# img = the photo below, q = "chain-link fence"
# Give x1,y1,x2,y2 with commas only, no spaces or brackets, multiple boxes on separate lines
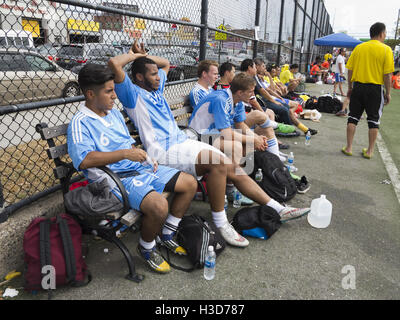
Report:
0,0,332,221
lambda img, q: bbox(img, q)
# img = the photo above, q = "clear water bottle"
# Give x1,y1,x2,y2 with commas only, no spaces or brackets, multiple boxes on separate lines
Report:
305,131,311,146
255,168,263,182
232,189,242,208
224,195,228,211
287,152,297,172
204,246,216,280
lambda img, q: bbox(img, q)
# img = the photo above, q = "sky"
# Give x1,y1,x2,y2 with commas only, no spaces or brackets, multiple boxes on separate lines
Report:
324,0,400,39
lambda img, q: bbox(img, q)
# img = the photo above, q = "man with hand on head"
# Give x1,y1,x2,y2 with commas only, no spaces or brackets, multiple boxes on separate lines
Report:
67,63,198,274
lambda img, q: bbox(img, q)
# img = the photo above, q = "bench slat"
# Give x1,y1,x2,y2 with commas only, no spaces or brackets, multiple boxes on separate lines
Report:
172,106,192,118
47,144,68,159
41,124,69,140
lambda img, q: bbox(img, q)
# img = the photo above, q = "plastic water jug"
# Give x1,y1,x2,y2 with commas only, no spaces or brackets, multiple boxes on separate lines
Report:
307,195,332,229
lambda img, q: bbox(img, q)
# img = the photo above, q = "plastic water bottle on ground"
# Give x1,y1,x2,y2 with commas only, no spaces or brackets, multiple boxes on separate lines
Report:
233,190,242,208
287,152,297,172
255,168,263,182
204,246,216,280
307,195,332,229
305,131,311,146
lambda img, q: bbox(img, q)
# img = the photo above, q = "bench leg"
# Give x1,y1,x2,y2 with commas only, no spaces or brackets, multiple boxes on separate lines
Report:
106,234,145,283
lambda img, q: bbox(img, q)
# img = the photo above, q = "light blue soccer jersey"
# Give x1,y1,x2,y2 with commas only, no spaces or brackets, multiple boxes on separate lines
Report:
189,88,246,134
114,69,187,158
68,106,140,178
67,105,178,210
189,83,212,108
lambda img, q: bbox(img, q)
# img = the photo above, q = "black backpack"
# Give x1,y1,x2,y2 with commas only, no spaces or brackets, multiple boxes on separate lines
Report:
231,205,282,240
304,96,318,110
161,215,226,272
249,151,297,203
316,95,343,113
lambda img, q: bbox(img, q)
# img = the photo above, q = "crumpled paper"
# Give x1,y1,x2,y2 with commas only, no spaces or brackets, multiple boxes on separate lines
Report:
3,288,19,298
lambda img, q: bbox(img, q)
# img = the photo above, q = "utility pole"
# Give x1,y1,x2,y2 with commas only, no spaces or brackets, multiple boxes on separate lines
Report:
395,8,400,41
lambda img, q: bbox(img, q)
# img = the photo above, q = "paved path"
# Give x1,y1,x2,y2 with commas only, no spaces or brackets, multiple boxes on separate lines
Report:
11,83,400,301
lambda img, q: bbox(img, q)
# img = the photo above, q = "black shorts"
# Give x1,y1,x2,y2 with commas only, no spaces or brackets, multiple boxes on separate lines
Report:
348,82,384,129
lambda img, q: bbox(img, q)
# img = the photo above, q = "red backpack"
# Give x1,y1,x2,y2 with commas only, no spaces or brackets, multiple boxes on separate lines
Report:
23,213,91,297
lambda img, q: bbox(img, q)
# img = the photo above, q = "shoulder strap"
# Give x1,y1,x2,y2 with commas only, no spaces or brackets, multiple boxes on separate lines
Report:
39,218,53,299
39,218,52,271
56,215,77,284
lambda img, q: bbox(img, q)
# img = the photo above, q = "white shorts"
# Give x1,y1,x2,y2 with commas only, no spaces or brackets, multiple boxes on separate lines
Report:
157,139,227,177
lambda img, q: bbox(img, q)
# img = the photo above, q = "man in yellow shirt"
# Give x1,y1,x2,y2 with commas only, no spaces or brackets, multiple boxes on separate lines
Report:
280,64,300,92
324,51,333,62
342,22,394,159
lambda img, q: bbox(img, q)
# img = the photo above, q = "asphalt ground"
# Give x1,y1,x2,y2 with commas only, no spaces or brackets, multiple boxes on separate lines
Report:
4,81,400,303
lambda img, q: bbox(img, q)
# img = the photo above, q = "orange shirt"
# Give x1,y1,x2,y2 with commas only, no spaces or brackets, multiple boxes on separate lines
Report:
322,61,330,69
392,75,400,89
310,64,321,76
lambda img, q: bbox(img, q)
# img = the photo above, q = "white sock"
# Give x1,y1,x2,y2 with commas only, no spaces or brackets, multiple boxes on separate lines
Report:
212,210,228,228
162,214,182,236
139,237,156,250
266,199,285,214
267,138,280,158
270,120,278,129
226,184,235,194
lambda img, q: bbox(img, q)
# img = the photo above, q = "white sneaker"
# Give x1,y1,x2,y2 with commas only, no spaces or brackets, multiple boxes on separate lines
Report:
279,207,310,223
219,222,249,247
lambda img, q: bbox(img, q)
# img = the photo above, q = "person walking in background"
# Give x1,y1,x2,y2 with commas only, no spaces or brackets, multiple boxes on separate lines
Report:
333,48,347,97
342,22,394,159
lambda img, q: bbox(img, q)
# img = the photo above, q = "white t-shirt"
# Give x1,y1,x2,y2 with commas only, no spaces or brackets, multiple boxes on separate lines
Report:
335,55,346,74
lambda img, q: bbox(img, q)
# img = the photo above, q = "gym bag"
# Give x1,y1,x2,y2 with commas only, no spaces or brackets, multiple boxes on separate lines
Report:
162,214,226,272
250,151,297,203
231,205,282,240
316,95,343,114
23,213,91,298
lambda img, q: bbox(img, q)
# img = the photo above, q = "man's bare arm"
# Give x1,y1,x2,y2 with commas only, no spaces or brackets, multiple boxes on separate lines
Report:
384,73,392,105
108,52,147,84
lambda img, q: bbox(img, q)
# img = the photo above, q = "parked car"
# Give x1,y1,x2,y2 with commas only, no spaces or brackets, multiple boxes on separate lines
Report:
36,43,61,61
165,53,198,81
0,48,80,106
55,43,122,72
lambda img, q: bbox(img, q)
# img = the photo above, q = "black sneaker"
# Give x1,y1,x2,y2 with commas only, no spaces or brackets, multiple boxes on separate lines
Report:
297,182,311,194
297,176,311,194
137,245,171,274
156,232,187,256
307,128,318,136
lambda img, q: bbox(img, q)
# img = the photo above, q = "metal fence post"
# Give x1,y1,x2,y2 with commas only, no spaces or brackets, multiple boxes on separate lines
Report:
307,0,316,67
276,0,285,65
253,0,261,59
291,0,298,64
199,0,209,62
300,0,308,72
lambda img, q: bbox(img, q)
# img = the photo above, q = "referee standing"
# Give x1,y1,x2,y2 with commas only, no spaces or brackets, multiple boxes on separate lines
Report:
342,22,395,159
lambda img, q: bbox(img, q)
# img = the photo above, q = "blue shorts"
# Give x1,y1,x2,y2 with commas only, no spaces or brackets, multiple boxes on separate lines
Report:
112,165,179,211
335,73,344,83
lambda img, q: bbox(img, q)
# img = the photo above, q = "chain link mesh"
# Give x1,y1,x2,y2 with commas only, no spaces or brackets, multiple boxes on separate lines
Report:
0,0,332,214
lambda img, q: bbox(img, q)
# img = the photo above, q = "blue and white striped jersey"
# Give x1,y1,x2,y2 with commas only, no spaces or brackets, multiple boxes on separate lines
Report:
114,69,187,158
189,88,246,134
189,82,212,108
67,106,140,183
